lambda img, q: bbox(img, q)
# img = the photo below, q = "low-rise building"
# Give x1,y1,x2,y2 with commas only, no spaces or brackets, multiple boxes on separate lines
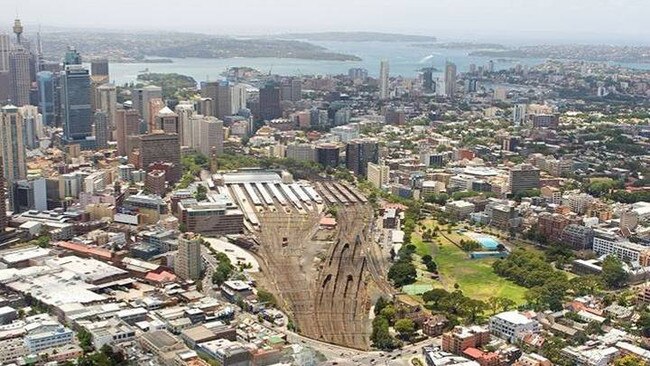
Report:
446,201,476,220
442,326,491,355
177,196,244,236
489,311,539,343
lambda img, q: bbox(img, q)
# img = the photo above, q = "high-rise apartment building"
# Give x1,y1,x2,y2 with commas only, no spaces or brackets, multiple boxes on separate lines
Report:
348,68,368,80
61,64,92,143
346,139,379,177
175,232,202,281
379,60,389,99
93,111,109,149
0,105,28,211
509,164,540,195
367,162,390,189
0,105,28,183
9,47,30,106
444,62,457,98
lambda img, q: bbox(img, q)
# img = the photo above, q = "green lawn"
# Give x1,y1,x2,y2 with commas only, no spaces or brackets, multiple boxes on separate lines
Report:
411,220,528,305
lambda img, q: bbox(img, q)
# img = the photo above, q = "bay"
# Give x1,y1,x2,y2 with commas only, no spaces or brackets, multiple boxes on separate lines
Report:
100,41,649,86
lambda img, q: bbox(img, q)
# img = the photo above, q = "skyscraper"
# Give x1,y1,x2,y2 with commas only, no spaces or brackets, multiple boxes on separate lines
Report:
93,111,109,149
36,71,58,126
9,47,30,106
316,144,340,168
0,33,9,72
259,83,281,120
444,62,457,98
174,102,195,147
175,232,202,281
0,34,11,104
346,138,379,177
138,132,181,183
132,85,162,125
147,98,166,133
0,105,28,210
155,106,179,134
115,109,140,156
0,105,27,182
379,60,389,99
202,81,233,120
197,116,224,156
63,47,82,66
512,103,527,126
422,67,435,93
231,84,248,115
280,77,302,102
96,83,117,134
61,64,92,144
90,59,109,78
0,157,6,232
12,19,23,45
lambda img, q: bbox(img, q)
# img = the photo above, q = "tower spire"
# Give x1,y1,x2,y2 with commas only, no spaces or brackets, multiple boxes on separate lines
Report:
13,18,23,45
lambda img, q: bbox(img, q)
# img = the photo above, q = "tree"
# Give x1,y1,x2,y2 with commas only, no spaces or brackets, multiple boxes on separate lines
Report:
498,297,516,312
394,318,416,341
371,316,397,350
77,327,94,353
374,297,389,316
195,184,208,201
613,355,647,366
637,312,650,338
387,262,417,287
601,255,628,289
257,289,277,307
422,288,450,309
380,305,397,324
487,296,500,315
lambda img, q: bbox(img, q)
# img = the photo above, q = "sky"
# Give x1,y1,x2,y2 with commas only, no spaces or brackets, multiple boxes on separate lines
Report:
2,0,649,44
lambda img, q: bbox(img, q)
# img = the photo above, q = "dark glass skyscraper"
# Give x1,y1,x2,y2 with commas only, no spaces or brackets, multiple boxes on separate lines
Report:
90,59,109,77
61,64,92,142
345,138,379,177
259,82,281,121
64,47,82,66
37,71,58,126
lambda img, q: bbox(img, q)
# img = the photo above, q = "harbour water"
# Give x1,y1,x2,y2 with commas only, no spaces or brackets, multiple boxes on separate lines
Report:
102,40,648,85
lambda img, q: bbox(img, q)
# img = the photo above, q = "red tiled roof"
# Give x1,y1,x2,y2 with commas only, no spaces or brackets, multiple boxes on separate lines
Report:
56,241,112,259
145,271,177,283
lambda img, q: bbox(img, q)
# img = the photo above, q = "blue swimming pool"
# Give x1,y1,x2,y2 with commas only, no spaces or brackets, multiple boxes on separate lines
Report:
465,233,500,250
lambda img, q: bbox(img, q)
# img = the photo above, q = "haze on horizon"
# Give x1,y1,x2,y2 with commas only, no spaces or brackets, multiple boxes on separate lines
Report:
2,0,649,45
